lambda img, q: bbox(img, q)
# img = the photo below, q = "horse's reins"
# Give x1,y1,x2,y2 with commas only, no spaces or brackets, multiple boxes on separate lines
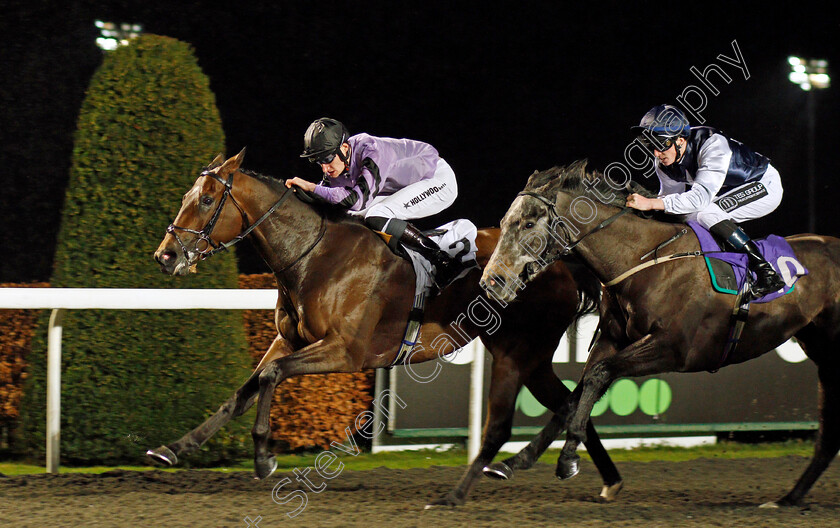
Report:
517,191,633,255
516,191,714,287
518,191,754,370
167,170,326,272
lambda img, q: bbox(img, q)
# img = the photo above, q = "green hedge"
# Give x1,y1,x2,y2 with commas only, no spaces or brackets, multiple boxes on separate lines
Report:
19,35,252,465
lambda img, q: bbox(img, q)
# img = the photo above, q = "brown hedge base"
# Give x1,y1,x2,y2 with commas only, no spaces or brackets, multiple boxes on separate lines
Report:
0,276,374,452
0,282,49,445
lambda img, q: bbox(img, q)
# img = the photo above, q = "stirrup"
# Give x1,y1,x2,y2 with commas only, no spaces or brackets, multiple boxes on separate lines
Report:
431,260,461,292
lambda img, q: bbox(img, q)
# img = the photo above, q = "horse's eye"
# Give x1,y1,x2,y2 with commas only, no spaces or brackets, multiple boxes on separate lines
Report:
201,195,213,206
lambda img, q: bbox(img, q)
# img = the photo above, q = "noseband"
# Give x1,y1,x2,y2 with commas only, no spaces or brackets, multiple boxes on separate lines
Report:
516,191,632,256
167,169,294,260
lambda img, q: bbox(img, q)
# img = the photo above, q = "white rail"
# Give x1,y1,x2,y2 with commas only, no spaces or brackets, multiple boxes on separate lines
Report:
0,288,278,473
0,287,490,471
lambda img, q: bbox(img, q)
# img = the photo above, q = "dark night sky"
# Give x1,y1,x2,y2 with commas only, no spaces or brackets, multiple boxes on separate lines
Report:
2,2,838,278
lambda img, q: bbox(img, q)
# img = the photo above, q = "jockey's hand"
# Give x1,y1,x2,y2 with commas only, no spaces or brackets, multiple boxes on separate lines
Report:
285,177,316,192
626,193,664,211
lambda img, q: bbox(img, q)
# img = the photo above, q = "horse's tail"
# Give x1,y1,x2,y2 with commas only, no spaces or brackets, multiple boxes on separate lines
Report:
561,256,602,323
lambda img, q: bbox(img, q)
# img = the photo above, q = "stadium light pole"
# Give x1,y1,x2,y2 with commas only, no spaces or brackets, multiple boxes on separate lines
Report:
788,57,830,233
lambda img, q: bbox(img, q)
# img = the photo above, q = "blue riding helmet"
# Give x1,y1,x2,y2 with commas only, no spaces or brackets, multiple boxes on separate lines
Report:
631,104,691,152
631,104,691,137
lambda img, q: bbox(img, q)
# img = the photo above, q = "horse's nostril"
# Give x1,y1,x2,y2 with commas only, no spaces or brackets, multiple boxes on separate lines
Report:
156,251,176,265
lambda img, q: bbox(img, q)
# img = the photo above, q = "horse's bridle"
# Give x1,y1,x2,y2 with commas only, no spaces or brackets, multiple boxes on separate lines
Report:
166,170,321,271
516,191,632,259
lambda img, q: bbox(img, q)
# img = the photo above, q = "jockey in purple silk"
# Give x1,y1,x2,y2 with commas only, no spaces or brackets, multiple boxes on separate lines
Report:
285,117,462,290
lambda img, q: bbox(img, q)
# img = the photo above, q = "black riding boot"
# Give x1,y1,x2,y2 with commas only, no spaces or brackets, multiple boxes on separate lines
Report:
742,240,787,296
366,217,462,291
709,219,786,297
400,223,464,291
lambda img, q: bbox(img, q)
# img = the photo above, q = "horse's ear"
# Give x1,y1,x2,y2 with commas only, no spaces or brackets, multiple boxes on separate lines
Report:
524,169,541,188
570,159,589,176
209,153,225,168
220,147,247,174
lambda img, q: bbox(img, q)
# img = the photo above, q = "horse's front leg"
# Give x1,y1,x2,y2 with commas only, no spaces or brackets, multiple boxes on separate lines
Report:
427,354,524,507
252,334,357,479
146,335,294,466
491,363,624,501
557,334,672,480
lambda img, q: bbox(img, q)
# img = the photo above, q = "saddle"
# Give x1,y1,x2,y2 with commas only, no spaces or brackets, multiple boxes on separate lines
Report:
376,219,479,297
688,221,808,304
686,221,809,371
375,219,479,367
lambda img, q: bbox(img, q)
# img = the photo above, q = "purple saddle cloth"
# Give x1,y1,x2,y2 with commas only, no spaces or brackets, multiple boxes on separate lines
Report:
687,221,808,304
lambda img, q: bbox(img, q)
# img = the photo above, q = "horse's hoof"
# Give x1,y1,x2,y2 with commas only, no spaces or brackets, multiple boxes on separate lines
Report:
759,497,807,509
483,462,514,480
254,456,278,480
424,494,463,509
597,480,624,502
556,454,580,480
146,446,178,466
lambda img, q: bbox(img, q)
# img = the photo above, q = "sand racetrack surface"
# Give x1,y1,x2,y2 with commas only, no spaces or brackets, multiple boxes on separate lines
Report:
1,455,839,527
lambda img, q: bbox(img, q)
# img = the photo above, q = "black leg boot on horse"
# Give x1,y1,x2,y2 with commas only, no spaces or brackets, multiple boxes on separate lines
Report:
709,219,786,298
367,216,463,292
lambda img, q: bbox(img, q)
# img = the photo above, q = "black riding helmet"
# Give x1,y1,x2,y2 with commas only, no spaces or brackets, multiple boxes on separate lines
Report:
300,117,350,164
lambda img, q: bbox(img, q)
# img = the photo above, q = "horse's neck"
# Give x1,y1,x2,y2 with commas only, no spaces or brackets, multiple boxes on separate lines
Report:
239,176,328,274
572,209,683,282
239,174,396,285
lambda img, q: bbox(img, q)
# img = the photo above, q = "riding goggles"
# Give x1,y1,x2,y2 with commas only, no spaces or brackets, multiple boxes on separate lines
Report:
308,150,337,165
638,134,677,152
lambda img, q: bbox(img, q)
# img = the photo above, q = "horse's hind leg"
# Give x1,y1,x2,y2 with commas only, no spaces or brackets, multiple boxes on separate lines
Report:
426,354,524,507
146,336,292,466
766,350,840,507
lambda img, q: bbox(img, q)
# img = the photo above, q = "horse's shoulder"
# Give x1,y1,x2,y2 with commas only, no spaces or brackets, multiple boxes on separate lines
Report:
475,227,500,267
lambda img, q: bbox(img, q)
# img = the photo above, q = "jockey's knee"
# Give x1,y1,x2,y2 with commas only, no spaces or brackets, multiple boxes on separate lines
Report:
365,216,389,231
365,202,399,221
365,215,407,238
696,209,730,231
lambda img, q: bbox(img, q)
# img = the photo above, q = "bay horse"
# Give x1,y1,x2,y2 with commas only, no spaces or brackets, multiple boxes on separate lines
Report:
481,160,840,507
149,149,624,506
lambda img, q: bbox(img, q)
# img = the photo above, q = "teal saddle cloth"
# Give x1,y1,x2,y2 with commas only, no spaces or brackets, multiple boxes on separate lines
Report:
688,221,808,303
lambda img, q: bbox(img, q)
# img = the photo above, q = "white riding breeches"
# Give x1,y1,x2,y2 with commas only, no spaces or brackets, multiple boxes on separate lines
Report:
690,165,783,229
351,158,458,221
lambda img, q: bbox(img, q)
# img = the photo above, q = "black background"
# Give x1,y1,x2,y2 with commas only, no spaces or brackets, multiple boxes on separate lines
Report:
1,2,837,280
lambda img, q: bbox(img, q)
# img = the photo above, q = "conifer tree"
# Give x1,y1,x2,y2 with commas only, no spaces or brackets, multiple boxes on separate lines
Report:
21,34,251,465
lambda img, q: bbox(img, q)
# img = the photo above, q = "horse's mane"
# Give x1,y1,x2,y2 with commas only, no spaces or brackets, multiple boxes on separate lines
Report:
522,160,677,222
524,160,657,206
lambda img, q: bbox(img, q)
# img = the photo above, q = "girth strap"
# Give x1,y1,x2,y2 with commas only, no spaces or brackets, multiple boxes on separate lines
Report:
710,280,751,373
390,293,426,367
